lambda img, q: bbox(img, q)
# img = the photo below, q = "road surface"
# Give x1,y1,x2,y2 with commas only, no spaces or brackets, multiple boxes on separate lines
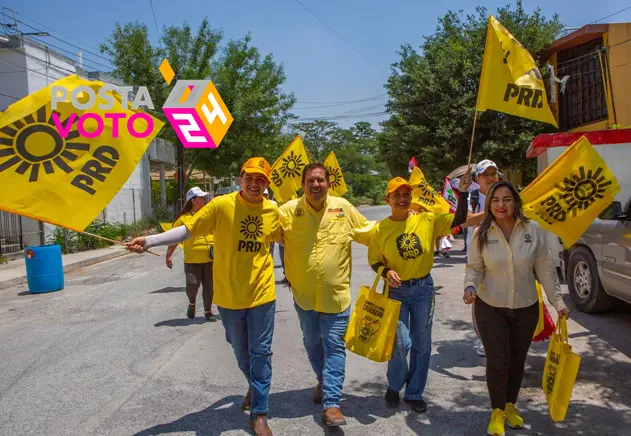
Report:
1,205,630,435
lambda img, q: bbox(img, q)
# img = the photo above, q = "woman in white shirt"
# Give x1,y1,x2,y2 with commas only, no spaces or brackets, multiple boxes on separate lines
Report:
463,180,570,436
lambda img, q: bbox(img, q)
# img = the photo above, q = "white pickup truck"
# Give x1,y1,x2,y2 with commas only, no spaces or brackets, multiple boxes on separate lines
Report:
526,130,631,313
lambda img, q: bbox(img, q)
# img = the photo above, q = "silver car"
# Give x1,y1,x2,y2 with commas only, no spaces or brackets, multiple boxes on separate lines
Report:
562,197,631,313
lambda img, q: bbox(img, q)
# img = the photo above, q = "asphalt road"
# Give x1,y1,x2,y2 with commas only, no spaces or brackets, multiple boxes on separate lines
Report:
1,205,630,435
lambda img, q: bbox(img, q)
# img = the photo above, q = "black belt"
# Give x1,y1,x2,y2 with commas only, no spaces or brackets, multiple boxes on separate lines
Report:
398,273,430,287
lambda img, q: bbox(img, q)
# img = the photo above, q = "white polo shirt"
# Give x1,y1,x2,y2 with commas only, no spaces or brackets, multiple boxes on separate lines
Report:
466,191,486,257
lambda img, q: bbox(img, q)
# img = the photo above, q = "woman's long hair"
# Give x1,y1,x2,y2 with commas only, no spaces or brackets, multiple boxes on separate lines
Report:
173,199,194,224
476,180,529,253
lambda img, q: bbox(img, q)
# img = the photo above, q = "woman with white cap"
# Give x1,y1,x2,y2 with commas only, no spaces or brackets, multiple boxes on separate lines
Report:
166,187,219,322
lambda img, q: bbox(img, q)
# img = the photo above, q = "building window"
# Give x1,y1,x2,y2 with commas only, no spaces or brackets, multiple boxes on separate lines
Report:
557,37,608,130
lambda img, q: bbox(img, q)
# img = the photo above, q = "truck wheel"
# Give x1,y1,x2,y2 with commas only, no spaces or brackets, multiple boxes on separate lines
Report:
567,247,612,313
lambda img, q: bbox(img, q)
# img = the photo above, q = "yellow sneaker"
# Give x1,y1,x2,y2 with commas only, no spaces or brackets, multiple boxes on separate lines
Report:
487,409,507,436
505,403,524,429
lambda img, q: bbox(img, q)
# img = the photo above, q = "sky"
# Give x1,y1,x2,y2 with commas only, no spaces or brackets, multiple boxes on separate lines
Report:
2,0,631,129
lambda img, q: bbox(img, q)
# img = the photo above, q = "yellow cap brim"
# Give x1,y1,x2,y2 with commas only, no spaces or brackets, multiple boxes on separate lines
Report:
387,182,412,195
242,168,271,182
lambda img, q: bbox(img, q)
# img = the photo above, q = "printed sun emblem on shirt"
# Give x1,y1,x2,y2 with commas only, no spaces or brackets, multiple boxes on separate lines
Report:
0,104,89,182
279,150,306,179
328,167,342,189
239,215,263,240
396,232,423,260
557,166,613,215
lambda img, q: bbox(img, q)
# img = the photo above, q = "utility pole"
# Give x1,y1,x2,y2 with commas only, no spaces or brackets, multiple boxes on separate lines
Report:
177,144,185,210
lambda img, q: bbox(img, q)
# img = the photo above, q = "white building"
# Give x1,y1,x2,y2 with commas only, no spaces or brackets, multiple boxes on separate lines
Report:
0,34,176,253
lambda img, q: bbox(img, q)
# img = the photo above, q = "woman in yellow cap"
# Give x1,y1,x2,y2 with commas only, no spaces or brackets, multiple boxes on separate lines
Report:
166,186,219,322
367,171,471,413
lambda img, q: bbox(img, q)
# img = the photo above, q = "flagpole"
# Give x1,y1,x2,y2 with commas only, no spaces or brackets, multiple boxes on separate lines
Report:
77,231,161,257
467,109,478,166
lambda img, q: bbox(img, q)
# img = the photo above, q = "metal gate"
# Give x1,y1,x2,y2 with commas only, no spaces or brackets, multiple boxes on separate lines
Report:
0,210,23,255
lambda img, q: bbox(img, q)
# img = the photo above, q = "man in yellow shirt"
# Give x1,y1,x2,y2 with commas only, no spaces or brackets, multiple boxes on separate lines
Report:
127,158,280,436
278,163,375,427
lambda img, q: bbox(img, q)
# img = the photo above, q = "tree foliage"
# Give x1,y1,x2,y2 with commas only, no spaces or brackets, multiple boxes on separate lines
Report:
291,121,388,205
379,1,563,184
100,19,295,180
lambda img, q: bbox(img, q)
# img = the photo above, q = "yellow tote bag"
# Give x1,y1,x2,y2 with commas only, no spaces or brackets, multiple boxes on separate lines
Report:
344,267,401,362
542,316,581,422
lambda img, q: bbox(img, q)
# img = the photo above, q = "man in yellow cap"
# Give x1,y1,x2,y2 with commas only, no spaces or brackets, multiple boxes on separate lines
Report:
278,162,376,427
126,157,280,436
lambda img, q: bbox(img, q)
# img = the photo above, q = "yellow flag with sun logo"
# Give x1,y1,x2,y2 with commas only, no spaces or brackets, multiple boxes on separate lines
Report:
520,136,620,247
408,167,450,215
323,151,347,197
0,75,164,231
269,135,310,203
476,15,558,127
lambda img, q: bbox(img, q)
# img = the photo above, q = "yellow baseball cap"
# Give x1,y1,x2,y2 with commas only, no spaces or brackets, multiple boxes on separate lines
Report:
241,157,271,182
386,177,413,195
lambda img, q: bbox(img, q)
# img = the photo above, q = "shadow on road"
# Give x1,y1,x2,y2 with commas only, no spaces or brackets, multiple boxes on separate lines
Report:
154,318,208,327
133,387,398,436
150,286,186,294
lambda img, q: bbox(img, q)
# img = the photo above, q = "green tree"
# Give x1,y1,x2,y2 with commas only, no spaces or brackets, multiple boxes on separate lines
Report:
379,0,563,184
100,20,295,180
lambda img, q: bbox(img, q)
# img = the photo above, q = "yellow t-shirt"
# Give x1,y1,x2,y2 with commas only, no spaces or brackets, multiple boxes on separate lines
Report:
368,213,454,281
173,212,213,264
184,191,280,310
279,195,376,313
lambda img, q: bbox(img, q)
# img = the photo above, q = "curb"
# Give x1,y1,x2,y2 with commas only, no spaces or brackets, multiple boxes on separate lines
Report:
0,250,132,291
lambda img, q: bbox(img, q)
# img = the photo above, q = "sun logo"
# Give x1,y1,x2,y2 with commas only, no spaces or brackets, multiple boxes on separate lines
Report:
0,105,89,182
558,166,613,215
279,150,306,179
239,215,263,240
328,167,341,189
416,180,437,198
396,232,422,260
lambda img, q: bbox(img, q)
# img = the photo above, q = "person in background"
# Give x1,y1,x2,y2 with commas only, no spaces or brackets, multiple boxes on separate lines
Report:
465,159,501,358
463,180,570,436
165,187,219,322
368,172,472,413
264,189,278,259
278,163,375,427
126,158,281,436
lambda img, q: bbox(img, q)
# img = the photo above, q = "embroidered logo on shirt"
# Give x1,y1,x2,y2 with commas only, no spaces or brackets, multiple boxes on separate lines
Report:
327,207,345,218
396,232,423,260
296,207,304,217
238,215,263,252
525,233,533,243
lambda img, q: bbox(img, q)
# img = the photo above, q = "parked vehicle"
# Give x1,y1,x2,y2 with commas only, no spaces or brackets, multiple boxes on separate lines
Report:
561,197,631,313
213,185,240,197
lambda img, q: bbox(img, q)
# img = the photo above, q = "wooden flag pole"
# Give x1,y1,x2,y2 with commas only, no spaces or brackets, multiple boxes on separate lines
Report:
467,109,479,166
78,231,160,257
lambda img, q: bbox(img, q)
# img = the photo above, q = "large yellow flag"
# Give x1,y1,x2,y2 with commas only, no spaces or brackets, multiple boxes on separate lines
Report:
0,75,164,231
323,151,348,197
408,167,450,215
476,15,558,127
270,135,310,203
521,136,620,247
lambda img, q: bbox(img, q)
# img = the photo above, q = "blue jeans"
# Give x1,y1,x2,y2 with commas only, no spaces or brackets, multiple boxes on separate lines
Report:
279,244,285,273
294,302,350,410
217,301,276,418
387,275,436,400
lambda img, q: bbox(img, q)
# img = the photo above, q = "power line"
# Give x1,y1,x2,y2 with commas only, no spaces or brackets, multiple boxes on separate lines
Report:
593,6,631,24
295,93,387,105
149,0,164,50
292,0,384,73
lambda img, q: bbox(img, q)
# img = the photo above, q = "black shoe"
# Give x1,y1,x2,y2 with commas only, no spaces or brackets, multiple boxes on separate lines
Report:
385,388,400,407
187,303,195,319
205,311,219,322
404,398,427,413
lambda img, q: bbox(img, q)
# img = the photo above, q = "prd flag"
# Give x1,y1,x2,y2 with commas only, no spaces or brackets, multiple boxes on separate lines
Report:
269,135,310,203
520,136,620,247
476,15,558,128
0,75,164,231
408,167,450,214
408,156,417,174
323,151,348,197
442,178,459,213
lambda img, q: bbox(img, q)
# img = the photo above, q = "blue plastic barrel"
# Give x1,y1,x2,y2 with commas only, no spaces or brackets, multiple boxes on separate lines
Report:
24,244,64,294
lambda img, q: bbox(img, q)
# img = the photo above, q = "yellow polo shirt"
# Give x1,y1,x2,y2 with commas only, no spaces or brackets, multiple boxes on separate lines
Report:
173,212,213,264
185,192,280,310
368,213,454,281
279,196,375,313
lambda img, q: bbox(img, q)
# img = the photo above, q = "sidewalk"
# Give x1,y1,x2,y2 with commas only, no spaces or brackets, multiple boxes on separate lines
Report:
0,245,133,290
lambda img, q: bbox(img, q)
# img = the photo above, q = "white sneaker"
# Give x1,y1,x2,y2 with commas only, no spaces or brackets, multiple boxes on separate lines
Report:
476,342,486,357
